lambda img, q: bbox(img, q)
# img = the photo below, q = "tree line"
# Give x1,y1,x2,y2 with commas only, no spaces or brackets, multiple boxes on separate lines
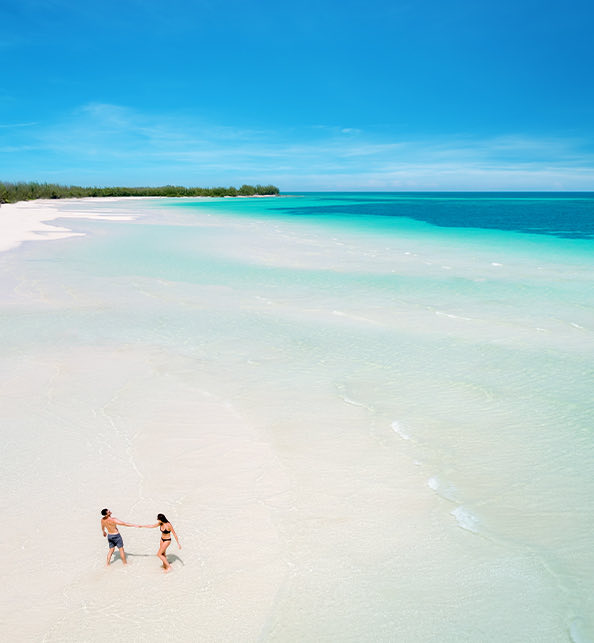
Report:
0,181,280,203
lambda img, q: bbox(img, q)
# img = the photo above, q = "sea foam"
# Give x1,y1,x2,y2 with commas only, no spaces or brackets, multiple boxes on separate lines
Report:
391,420,410,440
451,506,480,533
427,476,459,503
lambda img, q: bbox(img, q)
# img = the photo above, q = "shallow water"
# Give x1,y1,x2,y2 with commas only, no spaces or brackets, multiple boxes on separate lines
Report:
1,194,593,641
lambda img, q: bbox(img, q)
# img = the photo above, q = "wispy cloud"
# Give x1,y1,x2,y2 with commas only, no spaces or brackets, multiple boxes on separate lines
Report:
0,121,38,129
2,103,594,190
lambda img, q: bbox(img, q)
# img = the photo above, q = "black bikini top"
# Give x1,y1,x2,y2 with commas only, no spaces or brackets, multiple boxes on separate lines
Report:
160,526,171,534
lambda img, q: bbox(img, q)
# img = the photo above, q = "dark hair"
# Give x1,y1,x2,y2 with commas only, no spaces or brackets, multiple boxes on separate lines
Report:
101,508,108,516
157,513,168,523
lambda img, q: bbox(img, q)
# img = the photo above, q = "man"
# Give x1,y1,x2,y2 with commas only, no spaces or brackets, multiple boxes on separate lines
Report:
100,508,139,566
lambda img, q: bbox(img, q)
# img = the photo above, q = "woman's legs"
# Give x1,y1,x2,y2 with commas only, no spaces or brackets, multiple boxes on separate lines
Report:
157,540,171,570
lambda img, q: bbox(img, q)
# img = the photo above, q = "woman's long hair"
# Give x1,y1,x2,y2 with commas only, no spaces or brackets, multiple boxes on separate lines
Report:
157,513,169,523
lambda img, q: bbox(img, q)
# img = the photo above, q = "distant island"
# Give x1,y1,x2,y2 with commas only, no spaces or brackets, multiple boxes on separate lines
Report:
0,181,280,204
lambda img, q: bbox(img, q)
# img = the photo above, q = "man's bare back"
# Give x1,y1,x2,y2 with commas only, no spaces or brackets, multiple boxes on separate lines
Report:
101,514,121,535
100,508,139,566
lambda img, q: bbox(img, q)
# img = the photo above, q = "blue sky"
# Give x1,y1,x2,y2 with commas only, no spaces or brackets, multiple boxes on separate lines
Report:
2,0,594,190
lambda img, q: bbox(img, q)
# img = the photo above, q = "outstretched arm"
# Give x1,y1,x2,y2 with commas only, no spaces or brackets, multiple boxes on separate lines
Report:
138,522,160,528
113,517,140,528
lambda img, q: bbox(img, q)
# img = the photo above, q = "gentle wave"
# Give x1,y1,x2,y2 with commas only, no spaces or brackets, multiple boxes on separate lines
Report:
427,476,460,503
391,420,411,440
450,506,481,533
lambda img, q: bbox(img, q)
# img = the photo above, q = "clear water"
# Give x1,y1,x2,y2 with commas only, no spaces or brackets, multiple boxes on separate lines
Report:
1,193,593,641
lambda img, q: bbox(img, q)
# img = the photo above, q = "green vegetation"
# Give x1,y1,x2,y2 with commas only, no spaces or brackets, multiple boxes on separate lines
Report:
0,181,280,204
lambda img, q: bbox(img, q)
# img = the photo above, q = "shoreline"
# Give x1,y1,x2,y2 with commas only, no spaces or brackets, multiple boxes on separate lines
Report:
0,195,280,254
0,198,139,253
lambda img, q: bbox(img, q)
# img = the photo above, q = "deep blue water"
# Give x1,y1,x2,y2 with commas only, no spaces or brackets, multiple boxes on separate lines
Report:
277,192,594,240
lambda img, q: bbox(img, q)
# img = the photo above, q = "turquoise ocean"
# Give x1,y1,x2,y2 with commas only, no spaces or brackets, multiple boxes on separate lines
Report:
2,192,593,641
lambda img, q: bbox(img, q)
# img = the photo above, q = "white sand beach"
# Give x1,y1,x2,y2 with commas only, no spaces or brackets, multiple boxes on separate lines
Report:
0,198,140,252
1,197,592,641
1,199,293,640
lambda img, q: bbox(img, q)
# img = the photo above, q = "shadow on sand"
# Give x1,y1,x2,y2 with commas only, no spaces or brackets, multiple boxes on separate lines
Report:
113,551,185,566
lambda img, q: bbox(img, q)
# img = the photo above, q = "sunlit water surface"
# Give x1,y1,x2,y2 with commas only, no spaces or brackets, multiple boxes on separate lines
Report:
1,193,593,642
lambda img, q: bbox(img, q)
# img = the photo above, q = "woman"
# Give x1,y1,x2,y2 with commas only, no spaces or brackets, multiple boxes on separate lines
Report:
141,513,181,571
